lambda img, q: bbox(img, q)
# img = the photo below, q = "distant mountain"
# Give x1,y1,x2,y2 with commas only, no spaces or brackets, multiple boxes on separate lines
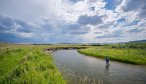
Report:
129,40,146,43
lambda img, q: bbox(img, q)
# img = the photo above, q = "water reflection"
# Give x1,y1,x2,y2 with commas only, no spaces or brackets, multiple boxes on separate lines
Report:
105,64,111,84
106,65,109,71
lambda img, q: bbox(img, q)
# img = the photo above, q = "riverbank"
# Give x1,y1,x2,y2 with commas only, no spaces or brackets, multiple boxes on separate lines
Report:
0,45,66,83
78,47,146,65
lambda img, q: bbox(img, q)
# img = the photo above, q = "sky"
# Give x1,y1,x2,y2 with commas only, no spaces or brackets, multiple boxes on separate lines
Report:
0,0,146,43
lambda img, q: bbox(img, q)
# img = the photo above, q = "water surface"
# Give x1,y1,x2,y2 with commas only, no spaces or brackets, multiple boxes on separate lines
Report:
52,50,146,84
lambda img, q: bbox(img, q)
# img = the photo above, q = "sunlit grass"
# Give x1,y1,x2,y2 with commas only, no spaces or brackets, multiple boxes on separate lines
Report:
0,47,66,84
78,47,146,65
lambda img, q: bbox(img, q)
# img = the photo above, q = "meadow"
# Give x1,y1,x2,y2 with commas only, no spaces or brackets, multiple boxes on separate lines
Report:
0,44,67,84
1,42,146,84
78,43,146,65
0,43,88,84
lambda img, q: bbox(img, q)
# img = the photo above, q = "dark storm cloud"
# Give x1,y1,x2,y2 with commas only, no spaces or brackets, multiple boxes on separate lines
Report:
77,15,103,25
0,33,44,43
0,14,37,43
0,15,15,32
15,20,34,33
0,14,33,33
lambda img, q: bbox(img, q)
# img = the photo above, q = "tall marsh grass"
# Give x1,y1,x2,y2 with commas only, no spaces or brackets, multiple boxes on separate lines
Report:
0,47,66,84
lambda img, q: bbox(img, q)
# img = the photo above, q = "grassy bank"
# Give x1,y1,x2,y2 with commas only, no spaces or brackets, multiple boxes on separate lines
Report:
78,47,146,65
0,47,66,84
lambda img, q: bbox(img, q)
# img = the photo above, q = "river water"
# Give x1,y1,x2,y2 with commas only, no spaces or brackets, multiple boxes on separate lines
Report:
52,50,146,84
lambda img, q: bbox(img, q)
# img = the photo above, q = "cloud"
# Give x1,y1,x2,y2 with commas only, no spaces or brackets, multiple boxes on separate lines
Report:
116,0,146,19
97,21,114,29
0,33,39,43
61,23,91,35
122,0,146,12
69,25,91,34
70,32,88,34
77,15,103,25
128,28,145,33
0,14,35,39
0,14,90,43
15,20,34,33
140,5,146,18
0,0,146,43
69,0,83,3
96,29,123,39
0,15,15,32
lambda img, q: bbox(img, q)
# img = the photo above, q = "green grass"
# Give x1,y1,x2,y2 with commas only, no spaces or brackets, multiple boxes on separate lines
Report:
1,43,145,83
0,47,66,84
78,47,146,65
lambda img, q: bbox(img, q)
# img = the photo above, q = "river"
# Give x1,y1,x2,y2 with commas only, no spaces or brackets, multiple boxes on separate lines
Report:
52,50,146,84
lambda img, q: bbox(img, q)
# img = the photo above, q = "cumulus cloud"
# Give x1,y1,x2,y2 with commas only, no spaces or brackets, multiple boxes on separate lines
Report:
77,15,103,25
0,14,90,43
0,15,15,32
69,25,91,34
97,21,114,29
116,0,146,19
0,0,146,43
96,29,123,39
0,14,34,34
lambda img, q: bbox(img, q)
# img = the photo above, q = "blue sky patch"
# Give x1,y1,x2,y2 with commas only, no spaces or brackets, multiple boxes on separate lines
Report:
105,0,117,10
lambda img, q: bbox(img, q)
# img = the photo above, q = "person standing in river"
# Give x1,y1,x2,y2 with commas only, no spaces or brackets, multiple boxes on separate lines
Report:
105,56,110,66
